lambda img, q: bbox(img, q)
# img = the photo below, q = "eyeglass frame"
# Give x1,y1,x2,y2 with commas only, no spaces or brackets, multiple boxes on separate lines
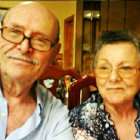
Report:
94,63,140,79
0,26,55,52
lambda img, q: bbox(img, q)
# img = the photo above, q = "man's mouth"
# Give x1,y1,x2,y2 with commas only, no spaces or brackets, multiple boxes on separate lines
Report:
6,54,38,65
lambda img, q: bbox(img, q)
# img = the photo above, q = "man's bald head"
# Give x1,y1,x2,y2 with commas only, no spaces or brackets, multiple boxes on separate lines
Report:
2,2,59,43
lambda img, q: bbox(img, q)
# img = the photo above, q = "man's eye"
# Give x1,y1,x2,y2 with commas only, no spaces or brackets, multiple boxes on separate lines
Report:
36,38,45,42
10,29,21,34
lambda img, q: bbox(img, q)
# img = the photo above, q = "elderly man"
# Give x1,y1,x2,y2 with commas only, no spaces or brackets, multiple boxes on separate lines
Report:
0,2,74,140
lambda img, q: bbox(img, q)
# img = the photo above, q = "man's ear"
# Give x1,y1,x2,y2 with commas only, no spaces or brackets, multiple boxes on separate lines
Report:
54,43,61,54
49,43,61,65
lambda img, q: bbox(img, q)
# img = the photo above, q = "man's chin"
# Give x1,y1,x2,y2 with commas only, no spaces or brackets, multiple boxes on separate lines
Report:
4,72,35,82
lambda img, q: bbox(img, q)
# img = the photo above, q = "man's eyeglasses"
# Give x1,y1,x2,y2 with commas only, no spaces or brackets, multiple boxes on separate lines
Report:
95,63,140,79
1,27,53,52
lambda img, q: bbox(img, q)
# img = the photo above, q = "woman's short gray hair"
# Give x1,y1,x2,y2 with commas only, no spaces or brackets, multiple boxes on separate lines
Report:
94,30,140,67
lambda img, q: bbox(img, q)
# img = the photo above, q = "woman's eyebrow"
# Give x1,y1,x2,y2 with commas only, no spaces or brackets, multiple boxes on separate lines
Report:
97,58,109,62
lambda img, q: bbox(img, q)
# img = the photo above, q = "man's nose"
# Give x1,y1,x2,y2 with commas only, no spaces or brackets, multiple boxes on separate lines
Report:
109,68,121,82
17,38,33,54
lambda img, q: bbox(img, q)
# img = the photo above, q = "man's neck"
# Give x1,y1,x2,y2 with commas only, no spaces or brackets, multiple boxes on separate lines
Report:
0,74,37,105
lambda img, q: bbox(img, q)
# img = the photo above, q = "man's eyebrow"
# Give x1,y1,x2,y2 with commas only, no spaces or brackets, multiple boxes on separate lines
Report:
7,23,49,38
33,32,49,38
9,23,25,29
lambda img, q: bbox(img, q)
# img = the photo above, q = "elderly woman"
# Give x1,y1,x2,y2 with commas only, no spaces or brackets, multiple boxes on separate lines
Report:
69,30,140,140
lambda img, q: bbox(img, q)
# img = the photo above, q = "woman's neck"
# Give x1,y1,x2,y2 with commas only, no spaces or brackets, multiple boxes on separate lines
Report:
104,100,137,120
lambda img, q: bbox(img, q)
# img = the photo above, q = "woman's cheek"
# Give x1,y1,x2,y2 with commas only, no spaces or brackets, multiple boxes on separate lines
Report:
96,78,106,87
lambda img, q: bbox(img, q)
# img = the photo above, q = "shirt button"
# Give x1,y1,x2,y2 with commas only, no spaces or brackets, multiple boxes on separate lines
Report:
1,113,6,117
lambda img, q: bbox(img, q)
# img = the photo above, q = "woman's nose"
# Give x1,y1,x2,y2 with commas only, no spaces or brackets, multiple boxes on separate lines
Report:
109,68,121,82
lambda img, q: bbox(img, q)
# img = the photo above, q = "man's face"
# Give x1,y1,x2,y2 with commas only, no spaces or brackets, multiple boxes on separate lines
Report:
0,4,58,83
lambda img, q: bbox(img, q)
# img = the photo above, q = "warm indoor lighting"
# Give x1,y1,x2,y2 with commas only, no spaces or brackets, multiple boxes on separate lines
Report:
96,13,100,18
84,10,100,19
86,12,92,18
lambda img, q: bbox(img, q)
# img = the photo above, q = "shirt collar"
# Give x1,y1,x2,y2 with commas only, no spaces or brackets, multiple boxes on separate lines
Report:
35,81,49,114
0,81,3,97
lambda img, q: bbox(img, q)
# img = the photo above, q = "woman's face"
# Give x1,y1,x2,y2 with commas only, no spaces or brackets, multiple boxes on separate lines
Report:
95,42,140,106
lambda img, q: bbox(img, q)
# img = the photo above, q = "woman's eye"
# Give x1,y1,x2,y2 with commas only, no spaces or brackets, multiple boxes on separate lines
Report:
97,66,110,72
99,66,109,70
102,66,108,69
120,66,133,70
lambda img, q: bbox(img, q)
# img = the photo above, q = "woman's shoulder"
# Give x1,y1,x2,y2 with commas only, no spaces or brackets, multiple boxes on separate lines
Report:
69,90,101,132
69,92,99,139
69,90,99,118
69,90,118,139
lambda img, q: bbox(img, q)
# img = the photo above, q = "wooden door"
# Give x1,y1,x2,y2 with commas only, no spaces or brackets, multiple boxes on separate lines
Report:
64,15,74,69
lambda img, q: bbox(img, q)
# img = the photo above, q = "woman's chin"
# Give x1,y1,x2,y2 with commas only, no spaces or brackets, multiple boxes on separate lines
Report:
103,95,128,106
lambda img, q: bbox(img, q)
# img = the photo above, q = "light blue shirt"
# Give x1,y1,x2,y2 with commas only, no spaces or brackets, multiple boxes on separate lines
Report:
0,83,74,140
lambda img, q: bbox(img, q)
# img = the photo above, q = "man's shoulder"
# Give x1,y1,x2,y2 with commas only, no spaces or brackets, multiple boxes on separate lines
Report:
37,83,69,118
36,84,73,139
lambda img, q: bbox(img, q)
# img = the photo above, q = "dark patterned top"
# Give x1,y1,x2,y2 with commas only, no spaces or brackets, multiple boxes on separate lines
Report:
69,90,140,140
